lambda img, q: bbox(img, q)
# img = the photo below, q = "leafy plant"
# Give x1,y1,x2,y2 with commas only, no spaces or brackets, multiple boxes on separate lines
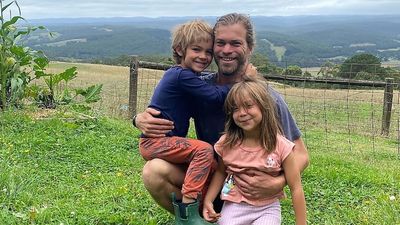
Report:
0,0,102,110
0,0,49,110
28,59,103,108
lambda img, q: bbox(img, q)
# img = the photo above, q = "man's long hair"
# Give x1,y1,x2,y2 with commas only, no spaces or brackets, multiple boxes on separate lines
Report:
213,13,255,51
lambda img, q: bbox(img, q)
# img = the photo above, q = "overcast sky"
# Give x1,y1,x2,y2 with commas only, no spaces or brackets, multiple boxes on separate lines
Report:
10,0,400,19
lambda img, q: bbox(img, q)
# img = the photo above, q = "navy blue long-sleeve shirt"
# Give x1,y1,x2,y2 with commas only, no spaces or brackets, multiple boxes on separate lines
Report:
193,73,302,145
145,66,231,137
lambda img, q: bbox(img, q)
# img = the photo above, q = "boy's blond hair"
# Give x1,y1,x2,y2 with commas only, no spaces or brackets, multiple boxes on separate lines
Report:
171,20,213,64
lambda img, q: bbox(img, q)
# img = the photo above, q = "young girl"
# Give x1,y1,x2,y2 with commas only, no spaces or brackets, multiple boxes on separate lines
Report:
202,76,306,225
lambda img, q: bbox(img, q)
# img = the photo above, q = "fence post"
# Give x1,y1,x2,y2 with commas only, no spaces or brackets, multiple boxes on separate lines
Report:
129,55,139,119
381,78,394,136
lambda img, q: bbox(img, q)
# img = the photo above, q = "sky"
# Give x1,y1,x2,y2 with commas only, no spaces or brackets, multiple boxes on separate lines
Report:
8,0,400,19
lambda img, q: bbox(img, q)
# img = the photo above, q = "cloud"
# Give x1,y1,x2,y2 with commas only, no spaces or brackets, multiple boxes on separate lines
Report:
15,0,400,19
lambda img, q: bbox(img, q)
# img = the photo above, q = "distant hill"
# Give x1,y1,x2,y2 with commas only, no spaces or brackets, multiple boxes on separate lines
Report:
26,15,400,66
26,25,171,59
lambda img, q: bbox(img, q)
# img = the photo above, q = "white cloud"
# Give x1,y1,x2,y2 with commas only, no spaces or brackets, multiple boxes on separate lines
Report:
13,0,400,19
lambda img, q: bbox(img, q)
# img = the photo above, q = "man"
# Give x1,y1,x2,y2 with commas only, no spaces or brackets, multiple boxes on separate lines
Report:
134,13,309,214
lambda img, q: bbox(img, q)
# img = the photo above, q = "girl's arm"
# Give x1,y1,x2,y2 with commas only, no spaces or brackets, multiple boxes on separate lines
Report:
282,152,307,225
202,156,227,222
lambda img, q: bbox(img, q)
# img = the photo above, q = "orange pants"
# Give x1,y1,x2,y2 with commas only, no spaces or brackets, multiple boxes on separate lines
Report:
139,137,216,199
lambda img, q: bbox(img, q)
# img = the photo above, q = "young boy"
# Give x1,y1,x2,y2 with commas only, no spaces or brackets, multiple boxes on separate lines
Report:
138,20,230,221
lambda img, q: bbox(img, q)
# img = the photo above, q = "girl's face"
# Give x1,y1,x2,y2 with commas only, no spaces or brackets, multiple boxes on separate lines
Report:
232,91,262,134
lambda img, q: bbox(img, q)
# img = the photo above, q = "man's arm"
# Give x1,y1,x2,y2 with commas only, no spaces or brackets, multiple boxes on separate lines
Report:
134,108,174,137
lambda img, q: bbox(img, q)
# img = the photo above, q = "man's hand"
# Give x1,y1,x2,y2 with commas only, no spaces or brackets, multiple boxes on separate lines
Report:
135,108,174,137
234,169,285,199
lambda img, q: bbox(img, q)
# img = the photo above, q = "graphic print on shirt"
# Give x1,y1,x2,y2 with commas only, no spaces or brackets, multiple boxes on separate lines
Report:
221,174,235,196
266,156,276,168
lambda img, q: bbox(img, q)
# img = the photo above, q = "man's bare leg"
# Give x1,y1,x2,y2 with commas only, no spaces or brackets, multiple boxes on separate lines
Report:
142,158,186,213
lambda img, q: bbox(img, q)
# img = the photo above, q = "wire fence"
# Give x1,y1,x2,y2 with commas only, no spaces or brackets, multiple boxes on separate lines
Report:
129,57,400,158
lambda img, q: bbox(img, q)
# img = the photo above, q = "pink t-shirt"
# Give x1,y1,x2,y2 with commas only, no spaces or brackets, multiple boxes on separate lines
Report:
214,134,295,206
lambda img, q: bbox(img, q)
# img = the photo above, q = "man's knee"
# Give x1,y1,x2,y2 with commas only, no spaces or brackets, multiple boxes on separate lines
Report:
142,159,184,188
142,159,165,188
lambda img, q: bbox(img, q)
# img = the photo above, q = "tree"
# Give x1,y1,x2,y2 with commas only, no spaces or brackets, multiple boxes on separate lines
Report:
283,65,303,76
339,53,386,80
318,61,340,78
250,52,269,68
303,71,312,77
249,52,284,75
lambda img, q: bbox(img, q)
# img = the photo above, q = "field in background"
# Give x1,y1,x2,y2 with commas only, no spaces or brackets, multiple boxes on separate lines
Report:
48,62,132,118
48,62,166,118
48,62,400,155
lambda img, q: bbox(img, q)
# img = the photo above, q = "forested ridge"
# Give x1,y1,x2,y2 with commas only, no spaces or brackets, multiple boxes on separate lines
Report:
26,15,400,67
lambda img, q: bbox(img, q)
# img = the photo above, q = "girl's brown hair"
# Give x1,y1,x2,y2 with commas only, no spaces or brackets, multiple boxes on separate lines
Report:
221,76,281,152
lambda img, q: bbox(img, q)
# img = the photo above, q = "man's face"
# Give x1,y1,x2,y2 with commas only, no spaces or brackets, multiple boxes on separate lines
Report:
214,23,252,77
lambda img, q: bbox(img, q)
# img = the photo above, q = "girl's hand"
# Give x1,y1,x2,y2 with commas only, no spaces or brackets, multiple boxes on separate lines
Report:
245,63,258,77
202,201,220,222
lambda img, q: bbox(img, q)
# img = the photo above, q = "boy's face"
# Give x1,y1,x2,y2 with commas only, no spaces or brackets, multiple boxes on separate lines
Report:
180,39,213,73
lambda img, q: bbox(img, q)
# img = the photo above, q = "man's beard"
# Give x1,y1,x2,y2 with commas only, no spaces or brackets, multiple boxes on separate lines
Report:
216,56,246,77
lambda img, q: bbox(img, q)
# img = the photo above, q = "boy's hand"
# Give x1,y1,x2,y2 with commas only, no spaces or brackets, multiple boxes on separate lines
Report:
245,63,258,77
202,201,220,222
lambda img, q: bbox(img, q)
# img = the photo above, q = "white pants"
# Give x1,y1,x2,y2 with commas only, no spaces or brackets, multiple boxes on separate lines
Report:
218,200,281,225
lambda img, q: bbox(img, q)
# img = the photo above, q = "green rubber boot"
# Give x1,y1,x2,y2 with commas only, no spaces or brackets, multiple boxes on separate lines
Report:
171,193,216,225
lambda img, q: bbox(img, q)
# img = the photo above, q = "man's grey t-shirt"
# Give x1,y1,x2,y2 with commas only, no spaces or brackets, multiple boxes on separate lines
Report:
193,73,301,145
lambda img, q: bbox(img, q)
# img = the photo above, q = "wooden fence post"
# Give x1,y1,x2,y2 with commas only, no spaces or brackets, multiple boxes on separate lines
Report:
381,78,394,136
129,55,139,119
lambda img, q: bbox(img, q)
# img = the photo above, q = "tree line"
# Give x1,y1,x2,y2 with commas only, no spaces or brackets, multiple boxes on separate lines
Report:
88,53,400,83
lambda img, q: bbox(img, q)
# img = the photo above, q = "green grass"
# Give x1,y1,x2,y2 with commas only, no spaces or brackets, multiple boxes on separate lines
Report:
0,110,400,225
0,108,171,224
1,107,399,224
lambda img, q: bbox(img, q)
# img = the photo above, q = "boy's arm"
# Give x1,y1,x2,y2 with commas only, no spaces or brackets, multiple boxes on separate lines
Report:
282,152,307,225
203,157,226,222
179,69,231,103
